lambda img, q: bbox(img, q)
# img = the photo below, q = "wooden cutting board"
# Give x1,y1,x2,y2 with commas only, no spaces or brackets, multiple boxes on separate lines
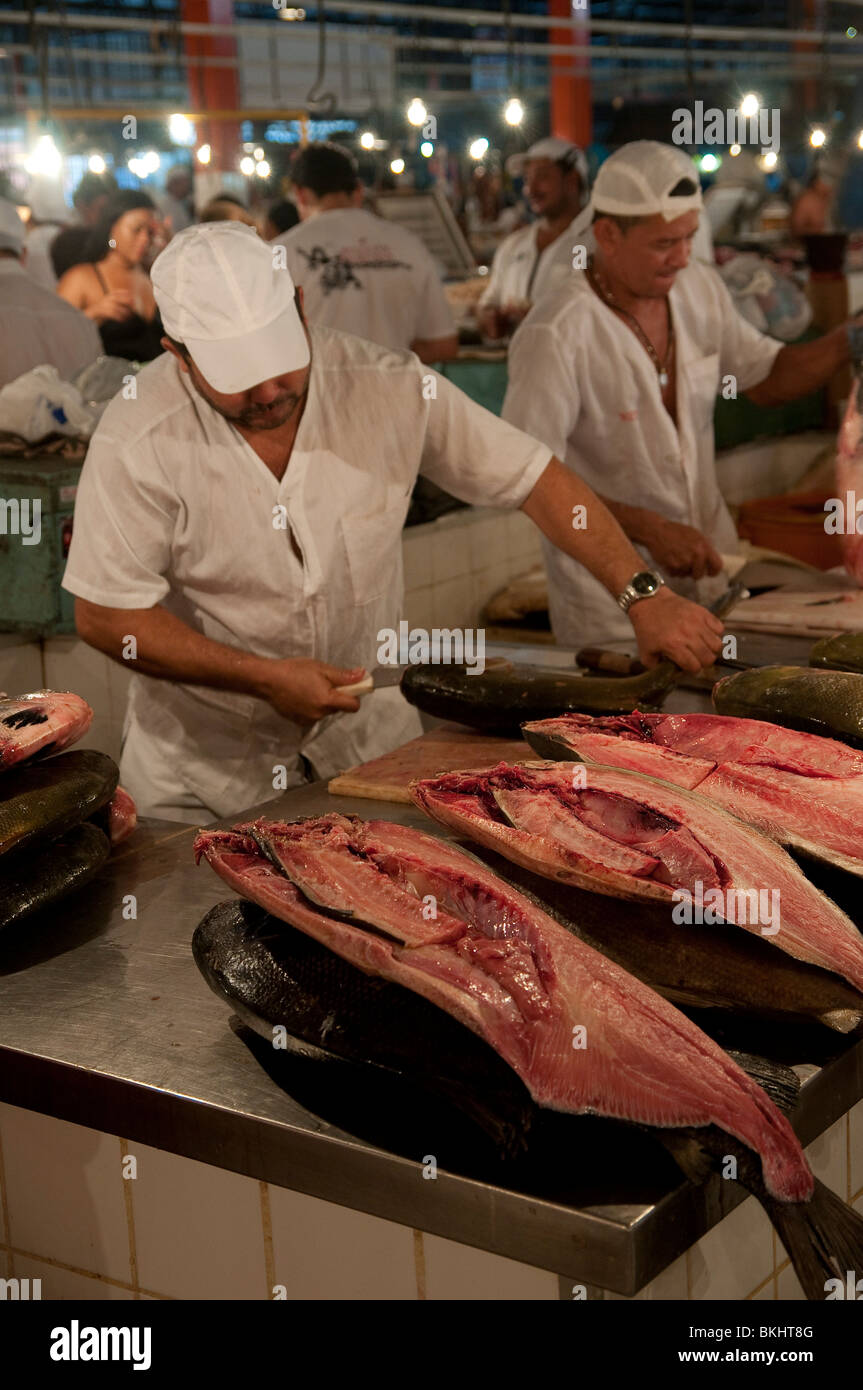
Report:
729,585,863,637
328,728,532,803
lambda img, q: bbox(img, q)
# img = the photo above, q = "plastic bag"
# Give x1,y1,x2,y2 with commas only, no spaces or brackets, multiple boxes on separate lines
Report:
719,253,812,342
0,365,100,443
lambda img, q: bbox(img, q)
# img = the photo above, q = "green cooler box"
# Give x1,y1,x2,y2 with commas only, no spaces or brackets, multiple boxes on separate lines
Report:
0,455,82,637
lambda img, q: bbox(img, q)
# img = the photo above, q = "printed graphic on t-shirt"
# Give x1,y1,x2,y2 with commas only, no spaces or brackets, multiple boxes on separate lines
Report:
297,238,412,295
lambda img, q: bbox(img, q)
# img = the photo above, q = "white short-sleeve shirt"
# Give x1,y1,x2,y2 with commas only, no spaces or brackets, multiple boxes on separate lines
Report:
503,260,782,649
275,208,455,353
477,217,581,311
62,325,550,814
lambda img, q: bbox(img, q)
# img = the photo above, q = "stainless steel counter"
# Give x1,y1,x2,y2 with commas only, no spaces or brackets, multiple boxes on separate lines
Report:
0,759,861,1296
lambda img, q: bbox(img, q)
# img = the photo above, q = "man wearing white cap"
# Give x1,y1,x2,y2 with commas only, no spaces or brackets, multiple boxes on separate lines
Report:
0,198,100,389
63,220,722,823
476,137,587,340
503,139,858,651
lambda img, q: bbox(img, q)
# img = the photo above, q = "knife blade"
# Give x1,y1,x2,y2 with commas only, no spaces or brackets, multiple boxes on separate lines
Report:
336,655,513,698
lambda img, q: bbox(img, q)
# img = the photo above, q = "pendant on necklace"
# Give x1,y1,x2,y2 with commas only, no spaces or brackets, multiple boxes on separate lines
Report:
659,370,669,388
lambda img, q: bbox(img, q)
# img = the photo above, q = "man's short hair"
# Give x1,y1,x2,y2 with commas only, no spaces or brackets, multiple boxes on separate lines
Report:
592,177,700,233
291,142,359,197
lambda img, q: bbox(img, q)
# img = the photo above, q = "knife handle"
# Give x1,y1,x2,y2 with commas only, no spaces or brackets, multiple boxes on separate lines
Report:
335,674,375,698
576,647,646,677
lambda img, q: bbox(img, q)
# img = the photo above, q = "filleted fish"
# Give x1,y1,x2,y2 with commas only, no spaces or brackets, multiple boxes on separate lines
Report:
194,812,863,1298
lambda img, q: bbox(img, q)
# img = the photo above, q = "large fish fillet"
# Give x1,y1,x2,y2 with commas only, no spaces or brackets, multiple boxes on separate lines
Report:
523,711,863,879
411,761,863,997
195,812,812,1205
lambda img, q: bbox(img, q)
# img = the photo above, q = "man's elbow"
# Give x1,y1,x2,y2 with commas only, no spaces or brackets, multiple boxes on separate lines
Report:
74,597,121,656
412,335,459,364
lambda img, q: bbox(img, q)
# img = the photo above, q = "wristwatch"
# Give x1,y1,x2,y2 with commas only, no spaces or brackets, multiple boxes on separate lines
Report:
617,570,666,613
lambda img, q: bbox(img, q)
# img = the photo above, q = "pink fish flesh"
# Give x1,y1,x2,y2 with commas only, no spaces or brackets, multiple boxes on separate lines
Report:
411,760,863,996
523,712,863,878
108,786,137,846
194,812,814,1203
0,691,92,770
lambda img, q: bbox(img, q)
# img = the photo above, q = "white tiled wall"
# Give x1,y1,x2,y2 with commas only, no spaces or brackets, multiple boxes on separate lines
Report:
2,1098,861,1301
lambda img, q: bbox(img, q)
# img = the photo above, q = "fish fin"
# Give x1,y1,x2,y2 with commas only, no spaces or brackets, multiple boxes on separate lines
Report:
653,1130,716,1186
818,1008,863,1034
764,1180,863,1300
725,1050,800,1116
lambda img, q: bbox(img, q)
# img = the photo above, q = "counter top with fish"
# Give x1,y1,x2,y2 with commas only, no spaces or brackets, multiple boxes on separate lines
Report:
0,775,861,1296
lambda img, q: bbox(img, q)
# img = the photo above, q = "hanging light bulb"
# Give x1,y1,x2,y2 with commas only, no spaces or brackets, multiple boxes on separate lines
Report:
504,98,524,126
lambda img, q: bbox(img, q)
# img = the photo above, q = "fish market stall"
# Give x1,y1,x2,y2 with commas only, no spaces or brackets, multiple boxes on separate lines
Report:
0,735,862,1301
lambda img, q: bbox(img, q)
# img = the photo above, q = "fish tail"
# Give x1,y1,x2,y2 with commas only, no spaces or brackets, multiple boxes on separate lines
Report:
765,1179,863,1300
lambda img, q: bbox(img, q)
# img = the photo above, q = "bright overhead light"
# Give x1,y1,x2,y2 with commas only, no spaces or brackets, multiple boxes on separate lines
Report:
469,137,489,160
420,141,434,157
359,130,375,150
699,152,720,172
761,150,779,170
729,143,741,157
240,155,255,176
277,5,306,18
858,131,863,150
254,147,265,162
25,135,62,178
810,127,827,148
196,144,211,165
88,153,106,175
407,98,427,127
739,93,760,118
390,157,405,174
255,160,270,178
504,97,524,126
168,113,195,146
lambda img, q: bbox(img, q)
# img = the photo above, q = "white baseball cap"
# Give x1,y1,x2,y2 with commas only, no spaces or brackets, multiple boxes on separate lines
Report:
0,198,25,254
591,141,703,221
151,221,310,393
506,137,588,186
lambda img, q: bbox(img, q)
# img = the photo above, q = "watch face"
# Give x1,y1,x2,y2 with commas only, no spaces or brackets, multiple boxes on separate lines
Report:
631,571,659,597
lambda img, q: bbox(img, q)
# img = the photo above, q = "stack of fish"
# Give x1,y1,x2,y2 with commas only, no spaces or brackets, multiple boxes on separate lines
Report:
0,690,136,930
194,809,863,1299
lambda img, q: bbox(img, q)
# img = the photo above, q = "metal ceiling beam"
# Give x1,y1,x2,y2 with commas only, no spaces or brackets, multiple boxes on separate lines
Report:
0,4,854,49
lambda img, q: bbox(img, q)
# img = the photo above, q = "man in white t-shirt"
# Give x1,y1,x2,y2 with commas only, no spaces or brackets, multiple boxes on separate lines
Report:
476,137,587,340
0,199,100,389
276,143,457,363
503,141,860,651
62,222,722,823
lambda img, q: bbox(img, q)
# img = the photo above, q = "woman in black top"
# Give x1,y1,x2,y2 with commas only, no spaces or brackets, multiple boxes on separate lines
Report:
56,190,165,361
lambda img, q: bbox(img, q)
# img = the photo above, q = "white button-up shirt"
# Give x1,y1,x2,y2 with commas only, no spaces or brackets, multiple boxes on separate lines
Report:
0,259,101,389
477,217,581,311
62,325,550,815
502,261,781,648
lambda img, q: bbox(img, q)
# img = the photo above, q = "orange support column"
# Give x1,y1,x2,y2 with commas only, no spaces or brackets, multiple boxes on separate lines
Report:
549,0,592,147
182,0,240,172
